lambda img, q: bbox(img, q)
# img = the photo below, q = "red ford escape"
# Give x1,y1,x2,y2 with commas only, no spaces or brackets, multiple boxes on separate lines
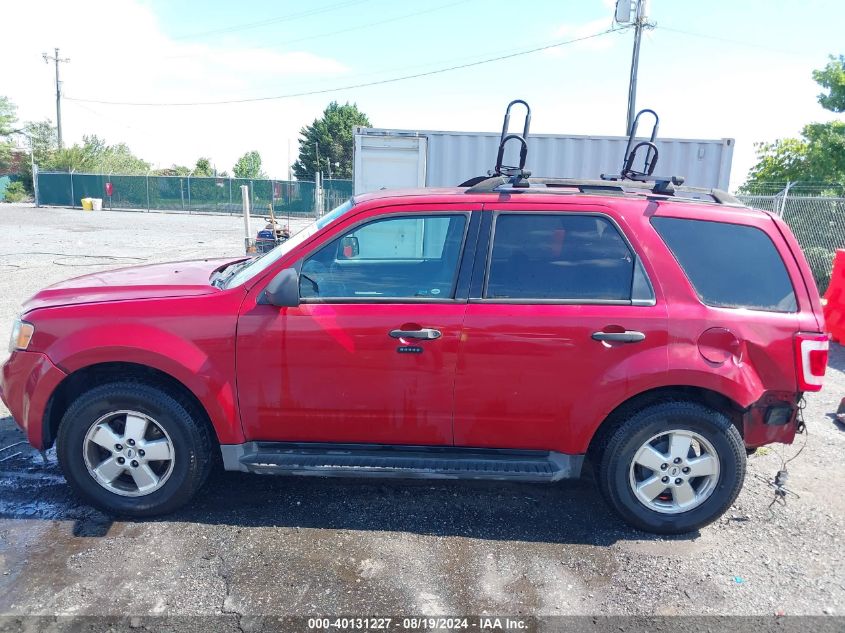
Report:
0,107,828,534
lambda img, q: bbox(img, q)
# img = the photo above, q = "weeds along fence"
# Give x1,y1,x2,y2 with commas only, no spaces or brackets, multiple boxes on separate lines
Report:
35,171,353,218
736,193,845,293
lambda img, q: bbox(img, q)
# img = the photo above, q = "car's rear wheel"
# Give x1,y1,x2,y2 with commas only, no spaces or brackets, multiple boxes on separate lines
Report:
57,381,213,517
596,400,746,534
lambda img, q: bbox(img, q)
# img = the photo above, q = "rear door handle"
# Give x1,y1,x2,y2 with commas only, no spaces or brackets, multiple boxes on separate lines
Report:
389,328,442,340
591,330,646,343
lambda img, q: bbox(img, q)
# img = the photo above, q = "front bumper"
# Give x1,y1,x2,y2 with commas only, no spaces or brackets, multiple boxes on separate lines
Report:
0,351,68,450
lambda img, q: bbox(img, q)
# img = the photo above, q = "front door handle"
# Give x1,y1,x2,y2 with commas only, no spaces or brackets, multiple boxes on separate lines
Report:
389,328,442,340
591,330,646,343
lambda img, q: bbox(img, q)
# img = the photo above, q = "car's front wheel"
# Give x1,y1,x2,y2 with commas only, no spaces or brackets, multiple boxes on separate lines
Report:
56,381,213,517
596,401,746,534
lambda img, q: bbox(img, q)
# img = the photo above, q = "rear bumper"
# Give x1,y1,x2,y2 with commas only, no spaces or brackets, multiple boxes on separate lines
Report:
0,351,68,450
742,392,801,448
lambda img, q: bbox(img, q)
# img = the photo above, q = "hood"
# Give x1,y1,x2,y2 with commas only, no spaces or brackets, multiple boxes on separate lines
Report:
22,257,243,313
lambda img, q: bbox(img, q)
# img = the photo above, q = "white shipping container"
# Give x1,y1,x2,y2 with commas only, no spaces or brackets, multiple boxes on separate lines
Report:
353,127,734,195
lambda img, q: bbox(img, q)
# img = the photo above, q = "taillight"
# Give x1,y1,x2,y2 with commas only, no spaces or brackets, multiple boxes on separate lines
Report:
795,332,829,391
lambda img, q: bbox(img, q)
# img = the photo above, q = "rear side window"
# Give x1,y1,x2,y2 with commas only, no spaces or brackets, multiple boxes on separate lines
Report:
486,214,635,301
651,217,796,312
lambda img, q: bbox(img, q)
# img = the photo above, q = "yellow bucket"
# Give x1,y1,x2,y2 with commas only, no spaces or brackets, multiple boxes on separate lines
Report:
81,197,93,211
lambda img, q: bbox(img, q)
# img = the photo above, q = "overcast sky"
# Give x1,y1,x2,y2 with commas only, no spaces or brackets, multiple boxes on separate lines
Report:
3,0,843,189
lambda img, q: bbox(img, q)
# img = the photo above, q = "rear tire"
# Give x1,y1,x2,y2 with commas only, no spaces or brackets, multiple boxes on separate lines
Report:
596,401,745,534
56,381,213,517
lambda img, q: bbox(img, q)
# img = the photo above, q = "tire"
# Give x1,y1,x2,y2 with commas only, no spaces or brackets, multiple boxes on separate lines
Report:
56,381,213,517
595,400,745,534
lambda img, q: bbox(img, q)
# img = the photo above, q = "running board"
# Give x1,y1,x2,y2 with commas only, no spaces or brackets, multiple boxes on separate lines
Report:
221,442,583,482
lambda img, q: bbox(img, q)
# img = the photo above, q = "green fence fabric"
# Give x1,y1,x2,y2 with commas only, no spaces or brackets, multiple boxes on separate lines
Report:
36,172,336,217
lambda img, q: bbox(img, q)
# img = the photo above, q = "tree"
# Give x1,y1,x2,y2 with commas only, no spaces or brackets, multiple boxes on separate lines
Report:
0,96,17,136
0,96,18,171
194,157,214,177
812,54,845,113
18,120,58,192
42,135,149,174
233,150,266,179
292,101,370,181
741,54,845,192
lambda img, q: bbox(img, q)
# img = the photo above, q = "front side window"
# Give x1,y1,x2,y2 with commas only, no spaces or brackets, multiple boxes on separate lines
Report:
651,217,797,312
300,213,467,300
485,214,636,301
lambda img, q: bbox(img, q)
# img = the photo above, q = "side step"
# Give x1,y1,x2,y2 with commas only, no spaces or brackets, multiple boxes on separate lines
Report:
221,442,584,482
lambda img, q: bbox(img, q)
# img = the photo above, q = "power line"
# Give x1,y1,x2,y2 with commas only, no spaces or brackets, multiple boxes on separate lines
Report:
657,25,805,56
159,0,473,60
65,27,627,107
171,0,369,40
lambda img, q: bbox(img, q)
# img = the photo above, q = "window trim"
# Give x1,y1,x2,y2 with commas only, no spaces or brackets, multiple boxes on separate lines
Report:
473,210,656,306
650,215,798,314
297,210,474,304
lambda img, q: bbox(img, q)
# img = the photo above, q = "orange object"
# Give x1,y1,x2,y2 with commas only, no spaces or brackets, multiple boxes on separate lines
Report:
823,250,845,343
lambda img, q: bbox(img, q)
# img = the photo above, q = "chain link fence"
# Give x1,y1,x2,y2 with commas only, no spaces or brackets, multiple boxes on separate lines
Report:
35,171,353,218
737,193,845,292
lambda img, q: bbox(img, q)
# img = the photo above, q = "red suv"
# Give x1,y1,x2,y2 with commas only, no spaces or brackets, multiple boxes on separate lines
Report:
1,175,828,533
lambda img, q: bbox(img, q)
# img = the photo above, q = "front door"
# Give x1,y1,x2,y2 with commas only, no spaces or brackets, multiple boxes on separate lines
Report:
237,207,478,445
453,205,669,455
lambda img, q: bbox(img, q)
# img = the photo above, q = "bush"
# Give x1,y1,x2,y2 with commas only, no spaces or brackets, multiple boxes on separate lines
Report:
804,246,835,293
3,181,28,203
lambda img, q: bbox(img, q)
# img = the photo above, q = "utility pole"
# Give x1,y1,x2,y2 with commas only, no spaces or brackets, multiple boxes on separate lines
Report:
43,48,70,149
618,0,653,134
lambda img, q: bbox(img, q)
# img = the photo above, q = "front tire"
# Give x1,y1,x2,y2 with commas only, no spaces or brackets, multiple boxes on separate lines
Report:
596,401,746,534
56,381,213,517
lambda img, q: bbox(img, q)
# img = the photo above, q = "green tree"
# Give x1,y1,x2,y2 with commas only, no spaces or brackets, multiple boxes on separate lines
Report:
43,135,149,174
0,96,19,171
741,54,845,192
233,150,266,179
292,101,370,180
194,157,214,177
18,120,58,192
812,54,845,113
0,96,17,136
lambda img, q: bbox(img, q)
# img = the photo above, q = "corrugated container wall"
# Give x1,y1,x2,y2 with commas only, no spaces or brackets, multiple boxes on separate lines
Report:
353,127,734,195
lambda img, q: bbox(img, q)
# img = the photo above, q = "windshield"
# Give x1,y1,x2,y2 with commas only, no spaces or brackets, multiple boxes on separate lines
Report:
224,199,355,288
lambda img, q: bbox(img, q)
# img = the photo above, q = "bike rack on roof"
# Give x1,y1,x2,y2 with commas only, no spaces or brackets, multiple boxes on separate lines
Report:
458,102,739,203
459,99,532,189
600,109,685,194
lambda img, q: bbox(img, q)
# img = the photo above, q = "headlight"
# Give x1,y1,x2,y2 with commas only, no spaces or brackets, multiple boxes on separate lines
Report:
9,318,35,353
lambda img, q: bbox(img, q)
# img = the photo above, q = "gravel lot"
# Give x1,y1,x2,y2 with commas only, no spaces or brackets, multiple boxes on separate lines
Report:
0,204,843,625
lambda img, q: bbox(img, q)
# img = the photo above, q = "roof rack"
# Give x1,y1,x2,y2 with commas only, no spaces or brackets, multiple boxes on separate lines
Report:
460,102,740,205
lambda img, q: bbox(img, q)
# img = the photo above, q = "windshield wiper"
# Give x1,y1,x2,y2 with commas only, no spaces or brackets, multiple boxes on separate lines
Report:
211,259,251,288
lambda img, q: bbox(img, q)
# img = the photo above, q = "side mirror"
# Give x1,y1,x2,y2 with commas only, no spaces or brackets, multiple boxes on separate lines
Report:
340,235,360,259
261,267,300,307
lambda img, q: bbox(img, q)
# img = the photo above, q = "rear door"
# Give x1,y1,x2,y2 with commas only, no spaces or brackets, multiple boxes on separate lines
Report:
237,204,481,445
453,203,669,455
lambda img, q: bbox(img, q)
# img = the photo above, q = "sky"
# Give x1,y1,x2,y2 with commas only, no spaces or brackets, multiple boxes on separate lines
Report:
2,0,843,190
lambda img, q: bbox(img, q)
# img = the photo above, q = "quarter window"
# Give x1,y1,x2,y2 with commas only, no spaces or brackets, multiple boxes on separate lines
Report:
300,214,468,300
651,217,797,312
485,214,636,301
